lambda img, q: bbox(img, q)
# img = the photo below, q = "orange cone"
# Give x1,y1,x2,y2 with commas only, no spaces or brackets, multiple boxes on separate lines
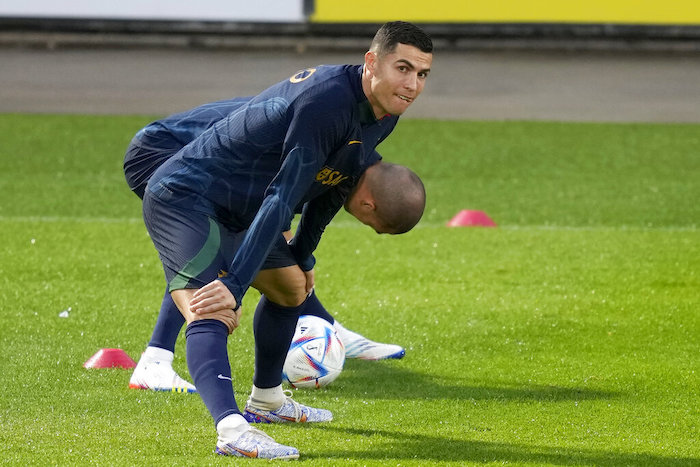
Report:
84,348,137,369
447,210,496,227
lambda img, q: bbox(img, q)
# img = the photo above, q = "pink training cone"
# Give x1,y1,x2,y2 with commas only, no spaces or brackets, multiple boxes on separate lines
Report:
447,210,497,227
84,348,137,369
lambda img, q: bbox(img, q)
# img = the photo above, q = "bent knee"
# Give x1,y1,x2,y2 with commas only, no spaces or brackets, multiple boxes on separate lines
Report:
269,290,307,307
192,312,238,334
261,283,307,307
253,267,307,307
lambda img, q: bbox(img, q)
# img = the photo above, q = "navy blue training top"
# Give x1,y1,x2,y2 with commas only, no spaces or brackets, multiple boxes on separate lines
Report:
147,64,398,305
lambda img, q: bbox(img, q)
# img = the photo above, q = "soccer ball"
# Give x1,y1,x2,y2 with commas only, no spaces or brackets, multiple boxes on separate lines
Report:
282,315,345,389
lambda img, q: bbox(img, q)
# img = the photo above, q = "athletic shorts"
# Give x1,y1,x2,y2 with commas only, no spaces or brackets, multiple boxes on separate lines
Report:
142,193,296,292
123,129,184,199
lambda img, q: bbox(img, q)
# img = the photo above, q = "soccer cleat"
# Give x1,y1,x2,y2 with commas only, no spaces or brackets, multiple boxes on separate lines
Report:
243,390,333,424
215,426,299,460
128,352,197,394
334,321,406,360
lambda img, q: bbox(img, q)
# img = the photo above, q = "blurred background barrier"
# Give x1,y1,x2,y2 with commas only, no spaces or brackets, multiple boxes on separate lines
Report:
0,0,699,51
312,0,700,24
0,0,308,22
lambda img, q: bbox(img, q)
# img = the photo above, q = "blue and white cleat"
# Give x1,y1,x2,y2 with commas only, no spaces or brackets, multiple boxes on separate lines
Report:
243,391,333,424
333,322,406,360
215,427,299,460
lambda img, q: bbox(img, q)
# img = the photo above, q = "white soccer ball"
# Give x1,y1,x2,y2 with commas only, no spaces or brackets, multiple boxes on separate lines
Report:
283,315,345,389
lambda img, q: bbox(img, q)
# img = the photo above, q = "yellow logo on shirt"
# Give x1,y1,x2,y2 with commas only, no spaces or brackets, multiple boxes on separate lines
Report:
316,166,349,186
290,68,317,83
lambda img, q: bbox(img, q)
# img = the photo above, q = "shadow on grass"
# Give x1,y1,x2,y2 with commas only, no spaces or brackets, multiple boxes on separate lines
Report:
304,425,698,466
336,359,617,402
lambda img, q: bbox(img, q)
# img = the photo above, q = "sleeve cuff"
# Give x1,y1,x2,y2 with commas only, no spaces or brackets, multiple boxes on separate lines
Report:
219,276,243,311
298,255,316,272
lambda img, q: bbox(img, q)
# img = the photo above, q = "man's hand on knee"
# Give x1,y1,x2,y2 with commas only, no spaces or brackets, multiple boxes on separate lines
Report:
189,279,238,314
171,280,241,334
303,269,315,295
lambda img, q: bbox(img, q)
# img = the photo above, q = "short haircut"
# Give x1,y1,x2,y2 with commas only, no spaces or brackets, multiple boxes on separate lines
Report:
369,21,433,57
368,162,426,234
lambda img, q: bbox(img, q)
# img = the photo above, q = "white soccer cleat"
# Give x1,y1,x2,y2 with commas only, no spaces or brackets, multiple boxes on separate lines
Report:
215,415,299,459
244,390,333,424
333,321,406,360
128,346,197,393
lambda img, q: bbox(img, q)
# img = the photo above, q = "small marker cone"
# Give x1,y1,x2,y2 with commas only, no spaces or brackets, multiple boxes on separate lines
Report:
447,210,497,227
84,348,137,369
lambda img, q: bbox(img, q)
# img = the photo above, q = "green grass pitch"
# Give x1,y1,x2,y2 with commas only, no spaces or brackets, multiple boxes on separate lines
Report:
0,114,698,465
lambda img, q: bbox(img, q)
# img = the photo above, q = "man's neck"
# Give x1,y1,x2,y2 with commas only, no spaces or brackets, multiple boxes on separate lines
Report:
360,65,385,120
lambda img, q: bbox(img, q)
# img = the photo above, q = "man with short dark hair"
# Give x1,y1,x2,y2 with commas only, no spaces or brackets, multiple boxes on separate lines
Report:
125,99,416,396
138,21,432,459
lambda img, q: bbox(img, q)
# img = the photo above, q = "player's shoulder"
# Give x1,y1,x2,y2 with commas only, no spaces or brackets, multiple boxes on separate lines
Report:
289,64,355,83
288,64,361,106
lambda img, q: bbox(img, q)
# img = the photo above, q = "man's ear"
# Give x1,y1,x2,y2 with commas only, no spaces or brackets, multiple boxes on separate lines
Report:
364,51,377,76
360,198,376,211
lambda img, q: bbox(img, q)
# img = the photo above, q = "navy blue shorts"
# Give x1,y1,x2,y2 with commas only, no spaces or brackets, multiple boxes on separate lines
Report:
124,129,184,199
142,194,296,291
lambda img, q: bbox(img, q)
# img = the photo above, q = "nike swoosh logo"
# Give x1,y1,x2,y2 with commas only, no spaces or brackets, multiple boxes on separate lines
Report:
233,446,259,458
246,407,307,423
217,374,232,381
278,413,307,422
347,140,362,145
